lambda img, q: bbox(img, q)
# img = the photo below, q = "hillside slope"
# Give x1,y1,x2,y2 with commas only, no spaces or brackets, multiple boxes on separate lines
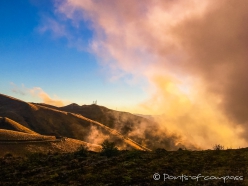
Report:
0,129,55,141
0,94,149,151
0,117,38,134
59,103,189,150
0,137,101,156
0,118,101,155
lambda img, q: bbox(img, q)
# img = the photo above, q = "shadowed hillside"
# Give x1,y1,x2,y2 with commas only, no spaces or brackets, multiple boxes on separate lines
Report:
59,103,192,150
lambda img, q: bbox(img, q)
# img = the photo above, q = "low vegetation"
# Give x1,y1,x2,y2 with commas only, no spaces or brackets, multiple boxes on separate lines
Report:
74,145,89,157
213,144,225,150
100,139,119,158
0,147,247,186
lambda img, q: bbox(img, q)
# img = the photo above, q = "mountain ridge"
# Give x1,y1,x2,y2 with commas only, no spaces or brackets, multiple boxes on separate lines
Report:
0,93,193,152
0,93,151,152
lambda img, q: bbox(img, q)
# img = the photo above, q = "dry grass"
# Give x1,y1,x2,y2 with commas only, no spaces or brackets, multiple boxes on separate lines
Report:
1,148,248,185
0,129,55,141
0,137,101,156
0,117,38,134
65,138,101,152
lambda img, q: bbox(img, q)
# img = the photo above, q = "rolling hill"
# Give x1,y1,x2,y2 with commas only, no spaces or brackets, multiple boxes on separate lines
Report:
0,93,151,152
0,93,192,153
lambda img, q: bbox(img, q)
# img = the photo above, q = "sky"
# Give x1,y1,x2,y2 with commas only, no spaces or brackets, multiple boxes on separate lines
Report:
1,0,248,149
0,0,148,110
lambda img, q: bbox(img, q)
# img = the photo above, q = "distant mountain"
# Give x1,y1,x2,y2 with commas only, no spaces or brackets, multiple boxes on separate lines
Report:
134,114,155,121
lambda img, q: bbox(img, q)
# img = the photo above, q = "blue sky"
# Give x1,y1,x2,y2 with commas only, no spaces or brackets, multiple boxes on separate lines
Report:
0,0,148,111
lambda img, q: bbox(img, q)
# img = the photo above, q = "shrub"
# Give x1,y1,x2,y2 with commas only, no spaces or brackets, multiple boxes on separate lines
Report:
100,140,119,158
74,145,88,157
155,148,167,155
27,152,45,161
4,152,13,158
125,150,142,160
213,144,224,150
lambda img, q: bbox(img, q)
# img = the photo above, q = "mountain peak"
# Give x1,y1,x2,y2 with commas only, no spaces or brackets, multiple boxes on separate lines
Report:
67,103,80,108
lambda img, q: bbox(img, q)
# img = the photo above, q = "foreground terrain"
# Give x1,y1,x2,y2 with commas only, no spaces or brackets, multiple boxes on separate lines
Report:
0,148,247,186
